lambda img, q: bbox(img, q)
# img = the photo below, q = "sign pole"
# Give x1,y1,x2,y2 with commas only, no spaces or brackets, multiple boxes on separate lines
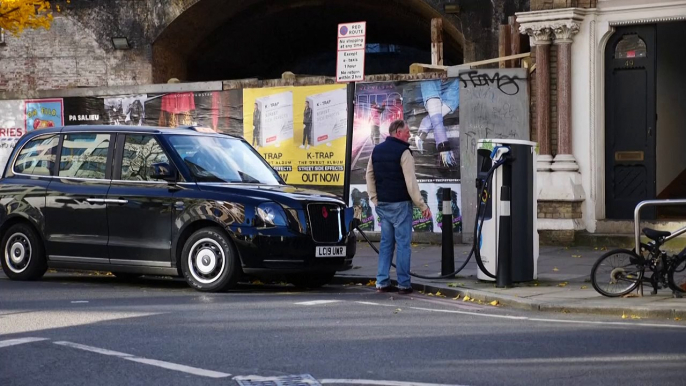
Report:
338,21,365,204
343,82,355,205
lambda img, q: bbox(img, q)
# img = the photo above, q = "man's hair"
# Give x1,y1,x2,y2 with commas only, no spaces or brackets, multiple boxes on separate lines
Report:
388,120,406,134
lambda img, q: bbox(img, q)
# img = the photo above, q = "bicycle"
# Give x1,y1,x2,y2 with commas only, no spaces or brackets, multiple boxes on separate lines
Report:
591,227,686,298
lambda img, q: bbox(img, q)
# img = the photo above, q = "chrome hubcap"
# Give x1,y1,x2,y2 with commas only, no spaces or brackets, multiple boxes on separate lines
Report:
188,238,226,285
5,233,32,274
196,249,217,274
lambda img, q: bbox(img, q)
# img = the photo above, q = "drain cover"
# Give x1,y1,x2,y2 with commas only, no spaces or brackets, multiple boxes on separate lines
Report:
234,374,321,386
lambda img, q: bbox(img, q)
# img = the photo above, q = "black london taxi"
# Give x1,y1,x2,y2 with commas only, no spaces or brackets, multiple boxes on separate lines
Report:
0,126,356,292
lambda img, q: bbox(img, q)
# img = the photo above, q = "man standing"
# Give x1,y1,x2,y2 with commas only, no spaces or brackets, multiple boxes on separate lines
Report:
301,100,313,149
366,120,431,294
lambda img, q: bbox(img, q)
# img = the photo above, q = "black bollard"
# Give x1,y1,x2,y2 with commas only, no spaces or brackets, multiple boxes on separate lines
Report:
496,184,513,288
441,188,455,277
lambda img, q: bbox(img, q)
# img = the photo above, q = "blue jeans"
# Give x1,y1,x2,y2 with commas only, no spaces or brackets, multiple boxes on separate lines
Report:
420,79,460,112
375,201,413,289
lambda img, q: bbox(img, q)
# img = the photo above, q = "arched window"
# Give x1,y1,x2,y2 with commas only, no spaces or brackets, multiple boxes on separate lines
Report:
614,34,647,59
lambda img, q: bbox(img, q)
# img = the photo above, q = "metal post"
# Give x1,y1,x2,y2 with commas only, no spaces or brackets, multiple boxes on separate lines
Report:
342,82,355,205
634,199,686,253
441,188,455,277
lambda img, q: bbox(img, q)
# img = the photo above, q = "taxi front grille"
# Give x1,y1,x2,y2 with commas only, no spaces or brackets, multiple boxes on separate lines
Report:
307,203,341,243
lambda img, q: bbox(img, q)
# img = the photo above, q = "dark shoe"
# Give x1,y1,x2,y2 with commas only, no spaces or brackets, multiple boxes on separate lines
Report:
376,285,398,293
398,287,413,295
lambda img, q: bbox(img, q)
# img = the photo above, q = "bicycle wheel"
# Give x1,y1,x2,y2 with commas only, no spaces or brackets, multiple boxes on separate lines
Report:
591,248,645,297
668,255,686,294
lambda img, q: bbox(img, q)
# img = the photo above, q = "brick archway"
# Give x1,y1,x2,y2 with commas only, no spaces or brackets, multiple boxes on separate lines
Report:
152,0,466,82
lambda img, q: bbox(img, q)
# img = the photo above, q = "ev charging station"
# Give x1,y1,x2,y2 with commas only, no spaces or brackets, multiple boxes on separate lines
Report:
476,139,539,285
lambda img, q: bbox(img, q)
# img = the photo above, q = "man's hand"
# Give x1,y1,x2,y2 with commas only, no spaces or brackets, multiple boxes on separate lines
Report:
421,207,431,219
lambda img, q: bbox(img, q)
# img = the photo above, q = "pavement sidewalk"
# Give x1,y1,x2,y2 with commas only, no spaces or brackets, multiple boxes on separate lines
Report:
334,242,686,320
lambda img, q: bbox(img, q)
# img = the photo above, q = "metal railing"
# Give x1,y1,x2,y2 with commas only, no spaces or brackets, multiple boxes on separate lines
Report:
634,199,686,252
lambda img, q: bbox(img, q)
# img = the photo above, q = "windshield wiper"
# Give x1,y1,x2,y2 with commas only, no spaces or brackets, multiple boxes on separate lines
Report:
238,171,261,183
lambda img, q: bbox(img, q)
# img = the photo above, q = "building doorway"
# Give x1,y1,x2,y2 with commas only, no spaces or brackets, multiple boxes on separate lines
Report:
605,21,686,220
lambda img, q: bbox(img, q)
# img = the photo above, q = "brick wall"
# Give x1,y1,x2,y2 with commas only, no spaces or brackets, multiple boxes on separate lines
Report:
538,201,583,219
0,16,151,94
531,0,597,10
0,0,526,95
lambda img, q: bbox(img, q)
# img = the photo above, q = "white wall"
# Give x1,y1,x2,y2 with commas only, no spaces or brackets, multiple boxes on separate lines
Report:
656,22,686,194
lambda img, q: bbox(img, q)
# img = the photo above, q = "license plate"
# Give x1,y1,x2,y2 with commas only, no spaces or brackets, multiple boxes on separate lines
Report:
316,246,346,257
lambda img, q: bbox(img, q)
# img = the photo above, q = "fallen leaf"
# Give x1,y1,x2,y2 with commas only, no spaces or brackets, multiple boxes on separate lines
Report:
251,280,264,285
622,314,628,319
355,283,363,286
572,255,582,258
558,282,568,287
490,300,499,306
622,293,641,298
436,291,442,296
424,264,429,267
366,280,376,287
534,283,539,287
580,285,588,289
427,293,435,297
452,296,460,300
631,315,641,320
419,291,425,294
470,298,475,302
675,317,681,321
463,295,471,301
394,308,402,314
562,309,570,314
447,283,458,288
553,267,559,272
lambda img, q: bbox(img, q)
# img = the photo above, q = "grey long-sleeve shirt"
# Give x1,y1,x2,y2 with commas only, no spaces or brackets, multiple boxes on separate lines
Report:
365,150,429,211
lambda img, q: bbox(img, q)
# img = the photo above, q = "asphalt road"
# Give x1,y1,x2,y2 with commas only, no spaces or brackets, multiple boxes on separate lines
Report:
1,271,686,386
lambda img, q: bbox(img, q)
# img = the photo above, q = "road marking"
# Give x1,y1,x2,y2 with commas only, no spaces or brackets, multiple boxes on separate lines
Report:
54,341,231,378
71,301,89,304
406,306,686,329
54,341,133,357
355,301,394,307
320,379,470,386
295,300,342,306
125,357,231,378
0,337,49,348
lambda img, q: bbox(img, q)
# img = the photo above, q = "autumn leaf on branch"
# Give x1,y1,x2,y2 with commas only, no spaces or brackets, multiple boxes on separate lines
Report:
0,0,67,36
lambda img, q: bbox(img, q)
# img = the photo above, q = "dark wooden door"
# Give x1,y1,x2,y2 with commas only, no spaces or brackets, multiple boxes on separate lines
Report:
605,25,657,220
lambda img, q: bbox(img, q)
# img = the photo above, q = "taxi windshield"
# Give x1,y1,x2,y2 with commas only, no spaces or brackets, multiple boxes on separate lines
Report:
167,135,282,184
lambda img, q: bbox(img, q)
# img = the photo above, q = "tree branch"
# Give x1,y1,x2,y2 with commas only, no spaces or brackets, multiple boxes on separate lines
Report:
0,7,20,18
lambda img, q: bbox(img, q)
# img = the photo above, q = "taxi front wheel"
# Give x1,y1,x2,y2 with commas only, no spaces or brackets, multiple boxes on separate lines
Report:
181,227,239,292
